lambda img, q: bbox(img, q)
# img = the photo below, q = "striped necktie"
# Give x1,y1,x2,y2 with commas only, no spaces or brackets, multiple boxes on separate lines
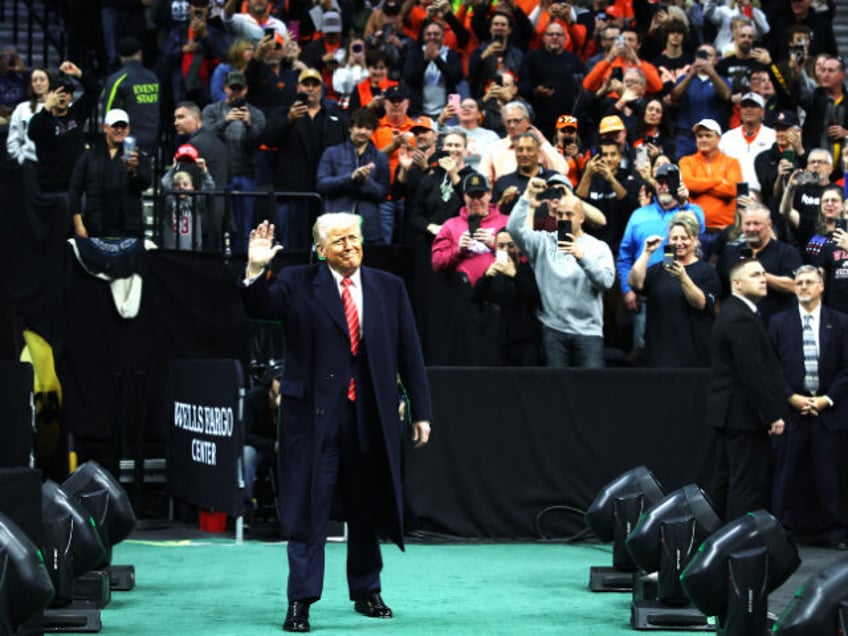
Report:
342,278,359,401
803,313,819,395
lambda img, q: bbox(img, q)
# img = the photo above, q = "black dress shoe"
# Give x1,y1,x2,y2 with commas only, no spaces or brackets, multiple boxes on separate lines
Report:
283,600,310,632
354,591,393,618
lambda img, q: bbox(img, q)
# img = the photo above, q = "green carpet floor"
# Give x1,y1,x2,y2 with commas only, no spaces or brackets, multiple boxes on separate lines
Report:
104,538,700,635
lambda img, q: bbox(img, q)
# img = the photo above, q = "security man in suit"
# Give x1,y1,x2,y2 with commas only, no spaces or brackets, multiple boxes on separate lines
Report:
241,214,432,632
768,265,848,549
707,257,786,522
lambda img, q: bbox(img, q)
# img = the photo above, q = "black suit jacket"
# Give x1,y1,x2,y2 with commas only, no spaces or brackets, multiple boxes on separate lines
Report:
242,263,432,547
768,305,848,432
707,295,786,430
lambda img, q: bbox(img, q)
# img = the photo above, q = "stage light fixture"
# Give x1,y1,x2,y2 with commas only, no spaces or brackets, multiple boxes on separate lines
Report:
680,510,800,636
62,460,138,590
625,484,722,630
585,465,665,591
0,511,55,631
772,555,848,635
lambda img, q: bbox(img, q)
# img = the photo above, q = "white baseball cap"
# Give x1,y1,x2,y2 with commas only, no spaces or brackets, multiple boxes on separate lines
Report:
692,118,721,135
104,108,130,126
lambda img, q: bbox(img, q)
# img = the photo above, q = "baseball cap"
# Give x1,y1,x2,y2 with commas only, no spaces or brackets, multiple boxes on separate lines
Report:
692,118,722,135
383,85,409,101
298,68,323,84
655,163,680,179
599,115,625,135
50,73,76,91
410,116,434,132
321,11,343,34
104,108,130,126
546,173,572,190
556,114,578,130
463,172,490,194
770,110,799,128
739,92,765,108
117,36,143,58
382,0,401,15
174,144,199,162
226,70,247,88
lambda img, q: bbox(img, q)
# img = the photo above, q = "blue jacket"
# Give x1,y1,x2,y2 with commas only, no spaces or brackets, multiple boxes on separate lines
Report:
316,139,389,216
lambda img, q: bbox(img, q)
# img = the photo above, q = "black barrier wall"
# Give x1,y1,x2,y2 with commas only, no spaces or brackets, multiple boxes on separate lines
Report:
403,368,716,539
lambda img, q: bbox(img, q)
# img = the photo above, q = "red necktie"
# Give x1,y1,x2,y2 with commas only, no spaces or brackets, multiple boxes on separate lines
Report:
342,278,359,401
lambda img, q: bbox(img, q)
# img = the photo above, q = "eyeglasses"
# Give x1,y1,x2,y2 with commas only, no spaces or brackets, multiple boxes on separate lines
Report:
545,32,566,38
110,122,129,129
467,191,487,199
504,118,526,125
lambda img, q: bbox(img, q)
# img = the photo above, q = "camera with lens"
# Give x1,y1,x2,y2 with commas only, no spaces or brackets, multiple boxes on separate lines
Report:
789,46,805,64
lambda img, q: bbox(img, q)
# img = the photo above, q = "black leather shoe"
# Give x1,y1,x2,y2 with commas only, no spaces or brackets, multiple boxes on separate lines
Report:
283,600,310,632
354,591,393,618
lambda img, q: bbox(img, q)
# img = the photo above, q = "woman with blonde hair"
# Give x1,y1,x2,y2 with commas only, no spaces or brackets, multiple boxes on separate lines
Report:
628,211,721,367
210,38,255,102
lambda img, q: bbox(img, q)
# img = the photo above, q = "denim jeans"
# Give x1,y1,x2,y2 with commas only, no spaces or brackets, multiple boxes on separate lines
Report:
542,325,605,368
228,175,256,253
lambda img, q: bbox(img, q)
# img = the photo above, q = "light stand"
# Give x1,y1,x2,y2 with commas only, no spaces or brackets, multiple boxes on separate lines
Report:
41,514,101,633
585,466,665,593
719,546,768,636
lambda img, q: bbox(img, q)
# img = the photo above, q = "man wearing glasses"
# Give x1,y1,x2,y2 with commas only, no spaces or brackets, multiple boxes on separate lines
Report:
68,108,151,239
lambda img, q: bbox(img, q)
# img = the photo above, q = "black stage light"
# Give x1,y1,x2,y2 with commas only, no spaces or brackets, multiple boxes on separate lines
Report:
772,555,848,635
625,484,722,630
63,460,138,591
0,511,55,630
681,510,800,636
41,480,111,610
585,466,665,591
41,513,102,632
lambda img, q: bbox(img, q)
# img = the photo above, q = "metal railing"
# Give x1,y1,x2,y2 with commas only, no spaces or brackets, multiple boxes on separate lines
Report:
145,188,325,254
0,0,66,68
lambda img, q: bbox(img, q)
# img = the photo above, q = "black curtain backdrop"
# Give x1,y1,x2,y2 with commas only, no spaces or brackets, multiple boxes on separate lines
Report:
403,368,715,539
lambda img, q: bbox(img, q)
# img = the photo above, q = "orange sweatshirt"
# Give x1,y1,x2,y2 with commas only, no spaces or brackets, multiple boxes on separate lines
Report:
678,150,742,229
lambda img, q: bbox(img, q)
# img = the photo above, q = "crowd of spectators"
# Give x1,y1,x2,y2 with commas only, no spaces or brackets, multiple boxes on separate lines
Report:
1,0,847,371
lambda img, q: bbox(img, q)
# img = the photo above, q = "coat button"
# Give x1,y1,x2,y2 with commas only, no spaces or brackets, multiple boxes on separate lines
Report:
315,408,325,416
324,373,334,381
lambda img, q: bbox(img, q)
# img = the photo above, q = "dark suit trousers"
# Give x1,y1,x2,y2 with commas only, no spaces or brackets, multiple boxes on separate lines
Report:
772,415,843,540
712,427,773,522
286,399,383,603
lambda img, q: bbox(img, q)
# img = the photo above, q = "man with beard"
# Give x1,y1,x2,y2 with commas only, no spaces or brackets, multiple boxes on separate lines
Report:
715,23,764,104
719,92,774,195
717,204,802,325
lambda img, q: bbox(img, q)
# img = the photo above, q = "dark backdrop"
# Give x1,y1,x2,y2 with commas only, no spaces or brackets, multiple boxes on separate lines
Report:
403,368,715,539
